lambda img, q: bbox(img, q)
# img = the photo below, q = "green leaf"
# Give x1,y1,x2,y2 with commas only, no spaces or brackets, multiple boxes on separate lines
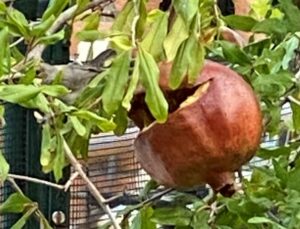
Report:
136,0,147,38
279,0,300,32
0,85,41,103
141,10,168,60
191,210,210,229
0,1,6,14
40,124,52,167
218,41,251,66
248,216,286,229
72,110,116,132
7,8,30,38
252,18,287,35
112,1,134,32
110,35,132,51
113,107,128,136
122,58,140,111
0,193,32,213
291,99,300,131
76,30,102,42
0,151,9,184
53,133,65,182
69,116,87,137
281,36,299,70
32,15,56,36
102,51,130,116
169,40,189,89
223,15,258,31
252,71,293,99
151,207,193,226
38,29,65,45
138,46,168,123
257,146,294,159
41,85,69,97
83,11,100,30
0,26,10,76
11,205,37,229
22,93,51,113
140,179,159,200
173,0,199,25
132,206,156,229
187,37,205,84
163,15,189,61
273,159,288,188
42,0,69,21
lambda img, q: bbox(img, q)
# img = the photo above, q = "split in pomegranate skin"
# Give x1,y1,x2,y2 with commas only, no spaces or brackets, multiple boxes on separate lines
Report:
130,60,263,196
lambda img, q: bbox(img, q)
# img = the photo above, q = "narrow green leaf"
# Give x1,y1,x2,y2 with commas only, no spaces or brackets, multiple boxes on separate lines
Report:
187,37,205,84
163,15,189,61
40,124,52,167
53,133,65,182
151,207,193,226
218,41,251,66
248,216,286,229
102,51,130,116
42,0,69,21
132,206,156,229
138,46,168,123
0,151,9,183
191,210,210,229
223,15,258,31
0,193,32,213
112,1,134,32
0,26,10,76
136,0,147,38
72,110,116,132
11,205,37,229
113,106,128,136
122,58,140,111
83,11,100,30
252,18,287,35
32,15,56,36
38,30,65,45
173,0,199,25
41,85,69,97
7,8,30,38
272,159,288,187
169,40,189,89
0,85,41,103
0,1,6,14
70,116,87,137
279,0,300,32
291,99,300,131
141,10,168,60
76,30,102,42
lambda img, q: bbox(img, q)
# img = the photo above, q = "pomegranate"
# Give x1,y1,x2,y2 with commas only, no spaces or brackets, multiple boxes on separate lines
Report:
130,60,262,196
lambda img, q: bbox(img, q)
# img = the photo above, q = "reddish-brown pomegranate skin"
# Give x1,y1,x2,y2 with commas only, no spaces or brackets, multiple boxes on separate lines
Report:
133,60,262,193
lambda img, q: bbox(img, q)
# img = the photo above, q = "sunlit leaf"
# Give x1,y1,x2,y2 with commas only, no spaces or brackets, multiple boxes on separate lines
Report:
141,10,168,60
0,193,32,213
102,51,130,116
138,46,168,123
0,151,9,184
163,15,189,61
223,15,258,31
42,0,69,21
173,0,199,25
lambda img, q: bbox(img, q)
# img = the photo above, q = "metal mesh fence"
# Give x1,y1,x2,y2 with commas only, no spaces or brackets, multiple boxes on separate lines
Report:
69,127,150,228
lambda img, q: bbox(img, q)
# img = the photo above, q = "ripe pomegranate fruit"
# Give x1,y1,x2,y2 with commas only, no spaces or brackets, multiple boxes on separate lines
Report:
130,60,262,196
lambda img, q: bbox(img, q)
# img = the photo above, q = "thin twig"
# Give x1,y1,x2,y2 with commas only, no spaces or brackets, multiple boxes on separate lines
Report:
8,174,65,190
9,37,25,48
288,95,300,106
64,171,80,191
62,138,121,229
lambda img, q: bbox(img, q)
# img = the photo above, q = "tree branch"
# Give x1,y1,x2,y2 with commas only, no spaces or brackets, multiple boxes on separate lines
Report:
62,138,121,229
8,174,65,190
